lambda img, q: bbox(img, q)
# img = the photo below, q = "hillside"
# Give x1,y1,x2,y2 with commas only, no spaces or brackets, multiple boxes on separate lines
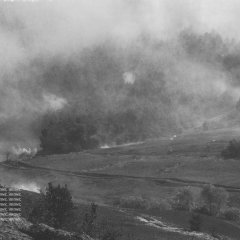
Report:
0,213,93,240
3,1,240,240
21,127,240,187
1,128,240,239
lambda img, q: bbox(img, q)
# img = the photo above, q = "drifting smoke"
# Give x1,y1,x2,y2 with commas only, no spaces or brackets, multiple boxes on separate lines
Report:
12,146,37,157
1,0,240,154
12,182,40,193
123,72,136,85
43,93,67,111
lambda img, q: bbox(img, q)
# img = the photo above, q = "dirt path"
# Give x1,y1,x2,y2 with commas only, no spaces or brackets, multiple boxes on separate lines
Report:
135,215,218,240
1,161,240,193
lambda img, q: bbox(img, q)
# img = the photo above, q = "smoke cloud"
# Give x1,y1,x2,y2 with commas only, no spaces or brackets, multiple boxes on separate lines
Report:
1,0,240,155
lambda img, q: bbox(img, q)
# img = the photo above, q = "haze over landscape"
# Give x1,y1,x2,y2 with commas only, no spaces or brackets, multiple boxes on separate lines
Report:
1,0,240,155
1,1,240,240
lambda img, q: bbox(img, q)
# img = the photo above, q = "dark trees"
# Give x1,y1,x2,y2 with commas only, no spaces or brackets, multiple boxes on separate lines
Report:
44,183,73,228
40,112,99,154
221,139,240,159
189,213,202,232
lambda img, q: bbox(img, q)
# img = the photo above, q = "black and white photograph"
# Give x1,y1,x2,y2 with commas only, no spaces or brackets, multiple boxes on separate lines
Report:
0,0,240,239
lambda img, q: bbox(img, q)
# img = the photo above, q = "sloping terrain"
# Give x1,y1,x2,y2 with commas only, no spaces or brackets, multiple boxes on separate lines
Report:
0,220,32,240
15,127,240,188
0,217,93,240
1,128,240,239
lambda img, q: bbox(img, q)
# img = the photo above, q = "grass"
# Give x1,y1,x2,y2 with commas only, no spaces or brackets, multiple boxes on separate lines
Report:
21,190,240,240
2,127,240,239
20,191,194,240
21,127,240,187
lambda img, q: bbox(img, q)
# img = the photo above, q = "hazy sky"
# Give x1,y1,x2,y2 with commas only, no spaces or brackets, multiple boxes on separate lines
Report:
0,0,239,119
1,0,240,60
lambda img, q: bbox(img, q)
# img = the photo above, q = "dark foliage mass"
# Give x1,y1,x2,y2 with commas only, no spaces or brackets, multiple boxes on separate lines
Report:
189,213,202,232
81,203,98,236
40,112,99,154
221,139,240,159
28,185,123,240
30,183,73,228
44,183,73,228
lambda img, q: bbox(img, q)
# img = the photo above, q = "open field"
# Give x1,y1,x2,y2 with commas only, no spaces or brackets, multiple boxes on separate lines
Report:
23,127,240,186
2,127,240,239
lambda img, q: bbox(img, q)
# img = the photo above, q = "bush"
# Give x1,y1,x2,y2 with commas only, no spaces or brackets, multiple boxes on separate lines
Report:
189,213,202,232
44,183,73,228
40,112,99,154
82,203,98,236
194,205,210,215
115,196,148,210
200,184,228,216
30,183,73,228
172,187,195,211
113,196,171,211
147,199,172,211
80,203,123,240
221,139,240,159
100,226,122,240
27,226,56,240
28,193,47,224
221,207,240,222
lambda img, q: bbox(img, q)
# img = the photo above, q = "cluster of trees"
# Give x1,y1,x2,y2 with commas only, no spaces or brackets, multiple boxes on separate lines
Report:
173,185,228,216
113,186,235,221
173,185,240,223
112,185,240,234
172,185,240,234
29,183,124,240
39,111,99,154
28,183,239,238
29,183,73,228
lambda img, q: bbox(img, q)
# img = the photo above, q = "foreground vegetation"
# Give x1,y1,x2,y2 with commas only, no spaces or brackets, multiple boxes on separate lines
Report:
26,183,128,240
20,182,240,240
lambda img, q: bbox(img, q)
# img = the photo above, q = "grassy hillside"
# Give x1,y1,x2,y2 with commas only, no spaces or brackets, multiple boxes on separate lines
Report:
2,128,240,239
23,127,240,186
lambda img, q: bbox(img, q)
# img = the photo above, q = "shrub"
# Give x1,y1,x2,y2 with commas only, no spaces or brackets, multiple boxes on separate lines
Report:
115,196,148,210
147,199,172,211
44,183,73,228
40,112,99,154
100,227,122,240
221,139,240,159
30,183,73,228
194,205,210,215
28,193,47,224
27,226,56,240
221,207,240,222
114,196,172,211
189,213,202,232
82,203,98,236
172,187,195,211
81,203,123,240
200,184,228,216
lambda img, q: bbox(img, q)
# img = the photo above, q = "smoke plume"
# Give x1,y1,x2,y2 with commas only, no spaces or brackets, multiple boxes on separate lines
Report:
1,0,240,155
